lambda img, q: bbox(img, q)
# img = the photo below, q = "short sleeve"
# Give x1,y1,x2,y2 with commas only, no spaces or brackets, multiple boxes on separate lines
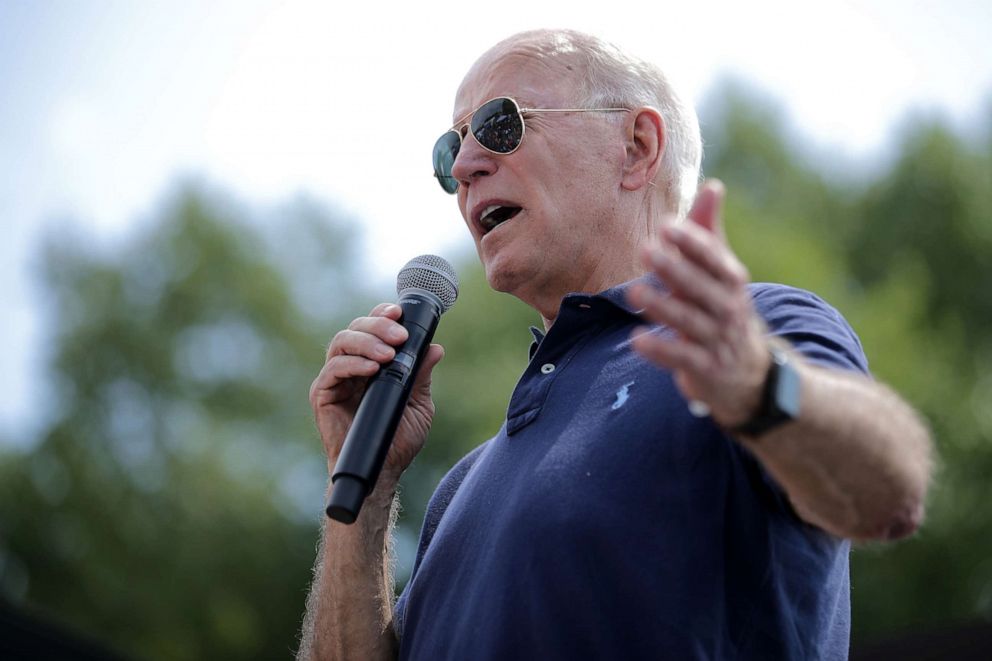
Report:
749,283,868,375
734,284,869,527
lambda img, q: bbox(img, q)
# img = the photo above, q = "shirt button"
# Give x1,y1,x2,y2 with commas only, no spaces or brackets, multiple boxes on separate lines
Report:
540,363,556,374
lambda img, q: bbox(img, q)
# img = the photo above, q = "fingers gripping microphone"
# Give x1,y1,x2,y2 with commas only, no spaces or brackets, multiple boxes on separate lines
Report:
326,255,458,524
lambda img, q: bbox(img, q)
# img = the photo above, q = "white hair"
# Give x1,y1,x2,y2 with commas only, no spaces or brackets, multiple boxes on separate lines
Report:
486,30,702,218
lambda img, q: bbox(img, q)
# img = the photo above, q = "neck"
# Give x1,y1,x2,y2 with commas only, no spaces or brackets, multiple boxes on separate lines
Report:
531,256,642,331
533,205,668,329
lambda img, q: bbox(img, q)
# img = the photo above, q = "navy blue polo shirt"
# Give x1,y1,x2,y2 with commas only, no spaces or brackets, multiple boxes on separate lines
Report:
395,280,867,660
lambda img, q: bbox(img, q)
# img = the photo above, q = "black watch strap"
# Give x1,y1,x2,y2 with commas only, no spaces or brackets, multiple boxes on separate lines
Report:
730,342,801,438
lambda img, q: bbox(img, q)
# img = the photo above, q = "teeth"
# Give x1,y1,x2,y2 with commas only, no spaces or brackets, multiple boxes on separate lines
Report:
480,205,502,223
479,205,506,231
478,204,522,232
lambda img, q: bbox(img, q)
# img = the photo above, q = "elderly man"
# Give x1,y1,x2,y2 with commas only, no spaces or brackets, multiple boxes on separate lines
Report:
299,29,932,660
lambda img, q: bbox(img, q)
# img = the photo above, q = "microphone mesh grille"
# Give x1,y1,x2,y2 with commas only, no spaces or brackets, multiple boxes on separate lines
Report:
396,255,459,313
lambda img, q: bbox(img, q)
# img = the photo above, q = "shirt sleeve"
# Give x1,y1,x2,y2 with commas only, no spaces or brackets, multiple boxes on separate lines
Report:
734,283,869,530
748,283,869,375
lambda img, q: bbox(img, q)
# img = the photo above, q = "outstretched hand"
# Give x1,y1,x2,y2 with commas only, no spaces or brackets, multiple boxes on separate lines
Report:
628,179,771,428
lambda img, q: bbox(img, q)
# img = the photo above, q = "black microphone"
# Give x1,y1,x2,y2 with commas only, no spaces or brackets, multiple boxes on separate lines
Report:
326,255,459,524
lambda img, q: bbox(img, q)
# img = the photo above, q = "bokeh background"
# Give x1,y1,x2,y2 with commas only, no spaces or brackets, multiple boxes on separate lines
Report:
2,1,991,658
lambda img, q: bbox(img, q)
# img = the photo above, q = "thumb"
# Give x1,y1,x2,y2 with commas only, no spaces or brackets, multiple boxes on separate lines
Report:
687,179,727,242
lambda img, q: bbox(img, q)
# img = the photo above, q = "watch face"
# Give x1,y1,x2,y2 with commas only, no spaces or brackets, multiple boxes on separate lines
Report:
730,346,801,438
774,357,801,419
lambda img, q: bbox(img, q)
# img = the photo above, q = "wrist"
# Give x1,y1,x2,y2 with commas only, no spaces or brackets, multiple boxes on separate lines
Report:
367,473,401,508
714,345,773,429
727,339,802,439
325,457,400,521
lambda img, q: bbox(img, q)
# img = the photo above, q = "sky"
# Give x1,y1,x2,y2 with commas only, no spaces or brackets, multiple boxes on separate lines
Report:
1,0,990,441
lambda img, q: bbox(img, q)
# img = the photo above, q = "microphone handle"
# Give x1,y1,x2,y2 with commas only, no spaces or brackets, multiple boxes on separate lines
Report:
326,293,441,523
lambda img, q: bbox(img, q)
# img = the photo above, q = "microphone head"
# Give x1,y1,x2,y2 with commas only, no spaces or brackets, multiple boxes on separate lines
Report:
396,255,459,313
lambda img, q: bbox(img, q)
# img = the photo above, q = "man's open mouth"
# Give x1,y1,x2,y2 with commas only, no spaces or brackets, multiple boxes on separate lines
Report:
479,205,522,233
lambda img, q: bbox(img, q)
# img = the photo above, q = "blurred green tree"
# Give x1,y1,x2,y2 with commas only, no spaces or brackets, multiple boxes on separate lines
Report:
838,118,992,637
0,184,369,659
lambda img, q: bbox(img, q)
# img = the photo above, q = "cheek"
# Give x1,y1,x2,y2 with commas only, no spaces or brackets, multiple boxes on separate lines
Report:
457,195,471,229
560,137,622,191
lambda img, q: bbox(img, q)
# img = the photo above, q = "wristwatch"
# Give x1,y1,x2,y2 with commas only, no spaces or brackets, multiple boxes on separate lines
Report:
730,341,801,438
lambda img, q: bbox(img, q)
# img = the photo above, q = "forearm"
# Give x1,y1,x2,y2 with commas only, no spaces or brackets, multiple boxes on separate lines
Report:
297,484,400,661
302,302,443,659
627,183,934,541
740,360,933,542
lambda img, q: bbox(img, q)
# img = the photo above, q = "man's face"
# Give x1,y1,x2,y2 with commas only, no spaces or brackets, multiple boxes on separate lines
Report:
450,53,628,306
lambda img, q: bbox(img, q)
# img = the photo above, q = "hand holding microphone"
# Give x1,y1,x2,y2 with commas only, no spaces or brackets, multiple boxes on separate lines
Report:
309,256,458,524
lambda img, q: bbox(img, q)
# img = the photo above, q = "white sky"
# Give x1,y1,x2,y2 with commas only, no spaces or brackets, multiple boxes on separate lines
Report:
1,0,990,440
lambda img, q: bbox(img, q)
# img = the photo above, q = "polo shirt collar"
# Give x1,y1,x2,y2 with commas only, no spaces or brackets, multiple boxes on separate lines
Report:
527,274,660,358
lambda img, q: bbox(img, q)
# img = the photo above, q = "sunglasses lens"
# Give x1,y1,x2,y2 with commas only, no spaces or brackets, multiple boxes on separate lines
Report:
471,97,523,154
432,131,461,194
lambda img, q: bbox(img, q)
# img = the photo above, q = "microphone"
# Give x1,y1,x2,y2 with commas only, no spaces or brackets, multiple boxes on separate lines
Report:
326,255,459,524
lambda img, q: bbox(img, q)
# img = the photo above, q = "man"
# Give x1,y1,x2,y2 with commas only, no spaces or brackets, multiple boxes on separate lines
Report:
298,30,933,660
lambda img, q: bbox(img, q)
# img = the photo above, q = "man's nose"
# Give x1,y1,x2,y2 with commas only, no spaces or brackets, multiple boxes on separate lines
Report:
450,133,498,188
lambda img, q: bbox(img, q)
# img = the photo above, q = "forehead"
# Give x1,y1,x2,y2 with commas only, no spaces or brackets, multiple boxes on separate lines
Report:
453,50,577,122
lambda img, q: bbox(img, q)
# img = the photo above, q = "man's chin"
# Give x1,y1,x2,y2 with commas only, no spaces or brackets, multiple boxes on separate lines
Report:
483,258,526,295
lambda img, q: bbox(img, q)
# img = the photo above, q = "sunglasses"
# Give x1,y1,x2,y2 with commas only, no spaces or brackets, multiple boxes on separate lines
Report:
432,96,629,194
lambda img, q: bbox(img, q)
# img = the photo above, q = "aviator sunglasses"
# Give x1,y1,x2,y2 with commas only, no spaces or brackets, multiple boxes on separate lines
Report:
432,96,629,193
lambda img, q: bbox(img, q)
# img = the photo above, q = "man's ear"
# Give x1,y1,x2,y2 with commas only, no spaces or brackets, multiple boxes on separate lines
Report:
621,107,665,191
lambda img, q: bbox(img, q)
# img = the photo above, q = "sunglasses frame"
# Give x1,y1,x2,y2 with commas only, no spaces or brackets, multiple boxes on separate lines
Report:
433,96,630,193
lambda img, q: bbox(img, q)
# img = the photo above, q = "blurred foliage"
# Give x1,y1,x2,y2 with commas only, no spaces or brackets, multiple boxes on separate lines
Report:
0,81,990,657
0,187,371,659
